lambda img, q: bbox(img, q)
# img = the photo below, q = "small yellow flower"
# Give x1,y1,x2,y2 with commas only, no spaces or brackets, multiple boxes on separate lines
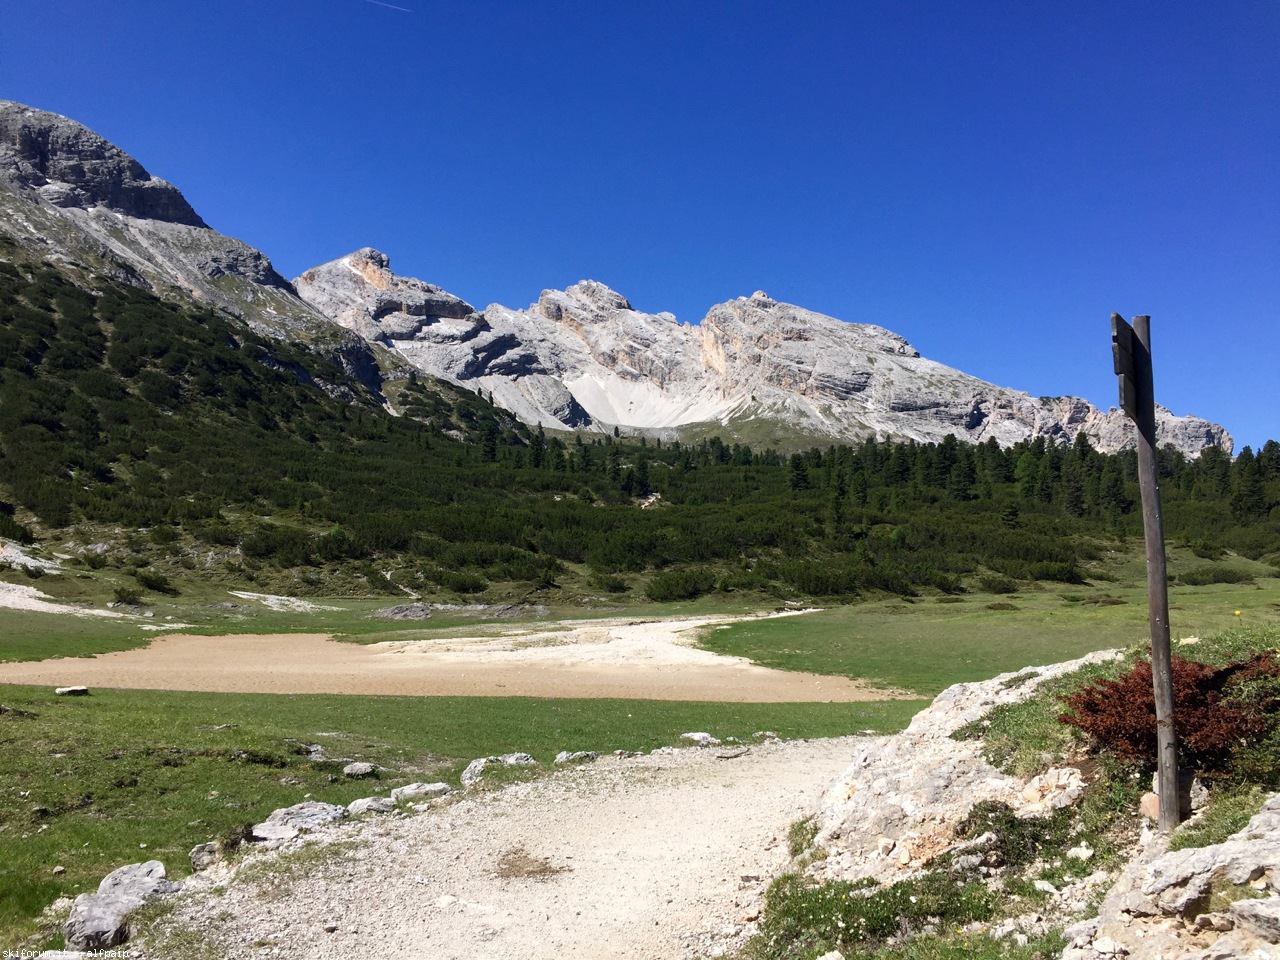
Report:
1235,610,1242,616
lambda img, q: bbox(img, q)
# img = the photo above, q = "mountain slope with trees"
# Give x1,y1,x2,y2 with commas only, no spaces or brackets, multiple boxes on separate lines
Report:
1,240,1277,605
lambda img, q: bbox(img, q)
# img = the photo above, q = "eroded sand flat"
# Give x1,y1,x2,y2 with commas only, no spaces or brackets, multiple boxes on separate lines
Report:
0,616,900,702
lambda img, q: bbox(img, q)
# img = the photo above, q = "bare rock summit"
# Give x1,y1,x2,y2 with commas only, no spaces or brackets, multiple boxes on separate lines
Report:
0,100,328,336
297,254,1231,456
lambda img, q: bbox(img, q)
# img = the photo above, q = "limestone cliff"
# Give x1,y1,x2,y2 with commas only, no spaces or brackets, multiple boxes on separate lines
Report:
0,100,327,337
296,254,1232,456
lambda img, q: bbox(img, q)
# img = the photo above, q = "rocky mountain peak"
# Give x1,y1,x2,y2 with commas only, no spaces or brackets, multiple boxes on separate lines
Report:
0,100,332,335
294,249,477,343
536,280,634,322
290,250,1232,456
0,100,205,227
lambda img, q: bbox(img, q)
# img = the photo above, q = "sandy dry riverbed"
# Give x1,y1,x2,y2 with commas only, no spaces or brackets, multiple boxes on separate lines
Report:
0,614,900,702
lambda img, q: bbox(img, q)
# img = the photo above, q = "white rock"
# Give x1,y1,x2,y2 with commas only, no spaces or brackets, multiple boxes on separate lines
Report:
294,251,1230,456
390,782,450,803
1066,842,1095,861
554,751,599,765
681,732,721,747
347,796,395,815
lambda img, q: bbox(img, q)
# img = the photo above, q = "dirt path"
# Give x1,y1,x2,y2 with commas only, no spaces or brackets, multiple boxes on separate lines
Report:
0,616,899,702
158,736,863,960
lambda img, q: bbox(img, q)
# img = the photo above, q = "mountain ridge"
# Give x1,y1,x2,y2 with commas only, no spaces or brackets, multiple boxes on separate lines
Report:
296,247,1233,456
0,99,1233,457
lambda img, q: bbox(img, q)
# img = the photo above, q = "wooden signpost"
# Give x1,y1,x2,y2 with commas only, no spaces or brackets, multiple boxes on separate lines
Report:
1111,313,1180,832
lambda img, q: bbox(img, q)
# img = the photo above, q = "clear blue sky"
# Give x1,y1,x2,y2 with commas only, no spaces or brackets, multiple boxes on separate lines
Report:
3,2,1277,450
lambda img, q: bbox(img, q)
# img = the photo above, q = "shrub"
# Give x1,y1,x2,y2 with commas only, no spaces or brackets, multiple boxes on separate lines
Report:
1028,561,1085,584
135,569,177,595
978,574,1019,594
112,586,142,605
588,572,629,594
954,800,1073,869
1058,653,1280,776
439,569,487,595
758,870,995,956
645,567,716,602
0,511,33,544
1178,566,1254,586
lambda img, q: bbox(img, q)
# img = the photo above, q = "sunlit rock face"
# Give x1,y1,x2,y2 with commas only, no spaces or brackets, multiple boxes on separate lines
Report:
297,257,1231,456
0,100,331,336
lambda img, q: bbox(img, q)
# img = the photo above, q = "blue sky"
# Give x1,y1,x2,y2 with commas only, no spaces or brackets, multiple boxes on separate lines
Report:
3,2,1277,450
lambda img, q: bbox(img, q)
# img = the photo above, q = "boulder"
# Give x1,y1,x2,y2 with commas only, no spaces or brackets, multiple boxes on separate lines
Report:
189,842,222,872
462,753,539,786
250,800,347,842
348,796,396,815
681,732,721,747
390,782,451,803
1018,766,1084,814
342,761,378,778
554,751,600,765
64,860,179,950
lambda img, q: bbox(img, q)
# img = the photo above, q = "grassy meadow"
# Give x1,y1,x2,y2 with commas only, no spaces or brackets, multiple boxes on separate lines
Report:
0,683,923,948
699,576,1280,696
2,551,1279,949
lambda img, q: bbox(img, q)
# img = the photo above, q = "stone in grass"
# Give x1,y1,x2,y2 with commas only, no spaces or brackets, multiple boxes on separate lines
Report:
189,842,222,872
680,732,721,747
342,761,378,779
390,782,451,803
348,796,396,815
250,801,347,842
462,753,539,787
64,860,180,950
55,686,89,697
554,751,599,765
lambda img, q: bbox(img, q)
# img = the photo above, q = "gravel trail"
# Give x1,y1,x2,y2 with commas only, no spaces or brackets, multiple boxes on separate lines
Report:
159,736,864,959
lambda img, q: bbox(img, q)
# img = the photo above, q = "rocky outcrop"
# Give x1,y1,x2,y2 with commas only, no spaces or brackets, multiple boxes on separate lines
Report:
0,105,203,226
64,860,180,950
0,100,333,337
250,801,348,843
809,652,1122,884
294,247,477,342
1061,796,1280,959
805,655,1280,960
296,253,1232,457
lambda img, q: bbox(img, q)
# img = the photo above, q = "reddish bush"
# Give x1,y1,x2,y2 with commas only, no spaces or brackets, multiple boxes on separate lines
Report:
1058,653,1280,775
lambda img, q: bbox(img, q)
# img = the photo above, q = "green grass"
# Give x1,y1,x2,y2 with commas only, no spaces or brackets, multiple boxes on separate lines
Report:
1169,785,1268,852
699,578,1280,696
0,683,923,947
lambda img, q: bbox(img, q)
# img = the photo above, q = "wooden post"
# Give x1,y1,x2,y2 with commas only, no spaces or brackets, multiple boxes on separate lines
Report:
1111,313,1179,832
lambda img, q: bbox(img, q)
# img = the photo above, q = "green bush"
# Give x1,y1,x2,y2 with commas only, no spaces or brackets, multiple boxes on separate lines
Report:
978,574,1019,594
135,569,177,595
645,567,716,602
439,569,487,595
588,572,629,594
1178,566,1254,586
756,870,996,957
0,511,33,544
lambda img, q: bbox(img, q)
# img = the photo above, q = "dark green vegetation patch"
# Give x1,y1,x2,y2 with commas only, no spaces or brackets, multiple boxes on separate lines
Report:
2,240,1279,611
